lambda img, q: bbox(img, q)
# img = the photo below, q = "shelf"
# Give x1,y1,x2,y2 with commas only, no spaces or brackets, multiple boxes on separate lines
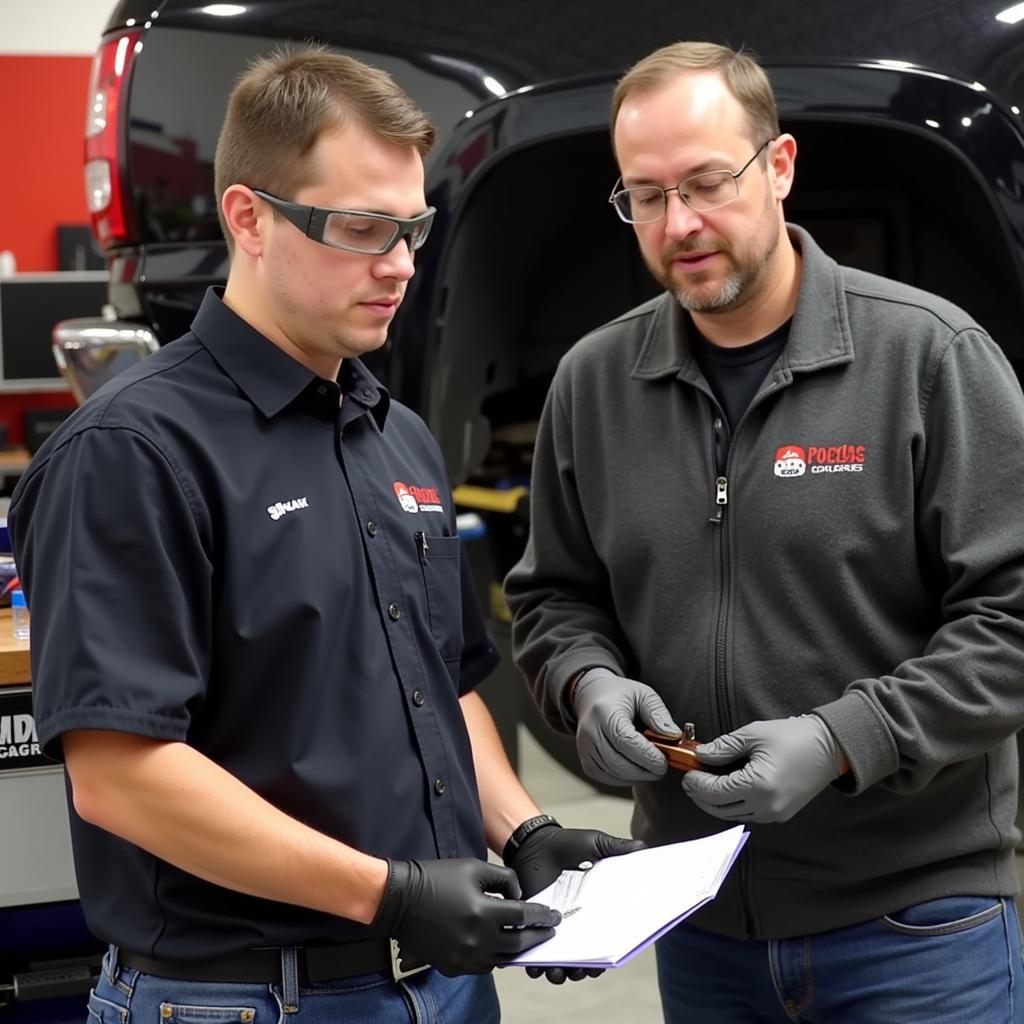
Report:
0,448,31,475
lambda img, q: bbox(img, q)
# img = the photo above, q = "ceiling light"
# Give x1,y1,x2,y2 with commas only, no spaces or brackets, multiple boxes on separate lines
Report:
996,2,1024,23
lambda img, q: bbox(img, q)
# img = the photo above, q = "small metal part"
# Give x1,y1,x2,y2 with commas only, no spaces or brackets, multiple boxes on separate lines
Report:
683,722,696,741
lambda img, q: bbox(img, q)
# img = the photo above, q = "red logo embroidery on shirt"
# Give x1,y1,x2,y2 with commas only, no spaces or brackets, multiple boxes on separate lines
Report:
774,443,866,478
393,481,444,514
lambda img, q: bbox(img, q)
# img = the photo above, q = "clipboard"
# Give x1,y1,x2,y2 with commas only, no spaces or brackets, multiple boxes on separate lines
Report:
507,826,749,969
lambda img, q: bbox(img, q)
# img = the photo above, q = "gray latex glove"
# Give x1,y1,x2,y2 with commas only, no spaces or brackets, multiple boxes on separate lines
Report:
573,668,682,786
681,715,846,823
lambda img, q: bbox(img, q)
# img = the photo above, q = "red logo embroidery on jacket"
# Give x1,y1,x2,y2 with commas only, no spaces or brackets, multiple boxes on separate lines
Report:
774,444,866,478
774,445,807,477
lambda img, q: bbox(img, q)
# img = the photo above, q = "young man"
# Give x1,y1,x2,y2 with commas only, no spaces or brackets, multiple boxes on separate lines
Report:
505,41,1024,1021
11,46,639,1023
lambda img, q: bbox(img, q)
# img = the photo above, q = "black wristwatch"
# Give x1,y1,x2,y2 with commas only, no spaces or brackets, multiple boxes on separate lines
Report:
502,814,561,866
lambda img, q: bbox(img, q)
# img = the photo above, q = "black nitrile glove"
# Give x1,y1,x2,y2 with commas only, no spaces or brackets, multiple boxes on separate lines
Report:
506,823,646,899
526,965,605,984
574,668,682,785
372,857,560,977
507,822,645,985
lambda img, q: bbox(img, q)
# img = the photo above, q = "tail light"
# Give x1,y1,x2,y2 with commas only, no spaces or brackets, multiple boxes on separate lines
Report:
84,30,143,249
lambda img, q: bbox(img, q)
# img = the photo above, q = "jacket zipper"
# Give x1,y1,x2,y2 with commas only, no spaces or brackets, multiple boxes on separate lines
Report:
707,412,733,736
706,383,783,711
705,386,781,940
709,415,729,524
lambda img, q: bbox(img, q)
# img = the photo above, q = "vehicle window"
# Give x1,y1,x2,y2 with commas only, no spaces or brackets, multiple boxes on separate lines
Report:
127,27,478,245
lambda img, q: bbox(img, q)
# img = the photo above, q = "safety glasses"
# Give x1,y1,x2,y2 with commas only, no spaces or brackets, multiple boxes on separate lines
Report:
252,188,436,255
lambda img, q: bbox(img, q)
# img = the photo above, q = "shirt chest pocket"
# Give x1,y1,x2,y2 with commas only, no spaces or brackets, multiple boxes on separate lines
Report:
415,533,463,662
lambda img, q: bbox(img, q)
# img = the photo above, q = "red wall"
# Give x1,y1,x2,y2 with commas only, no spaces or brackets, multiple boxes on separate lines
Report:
0,56,94,441
0,55,93,273
0,392,78,448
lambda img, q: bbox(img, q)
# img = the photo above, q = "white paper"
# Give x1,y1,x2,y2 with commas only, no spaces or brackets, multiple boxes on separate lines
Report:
508,825,748,968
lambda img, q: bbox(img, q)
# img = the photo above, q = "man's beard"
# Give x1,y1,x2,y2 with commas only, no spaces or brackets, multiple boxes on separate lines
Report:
653,211,780,314
670,258,745,313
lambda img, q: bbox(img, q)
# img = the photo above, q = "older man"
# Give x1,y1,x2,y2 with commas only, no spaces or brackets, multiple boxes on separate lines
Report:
507,40,1024,1022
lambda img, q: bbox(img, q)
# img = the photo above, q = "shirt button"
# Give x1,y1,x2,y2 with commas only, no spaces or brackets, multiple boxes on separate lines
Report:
434,779,446,796
317,384,328,396
412,690,424,707
388,602,401,621
362,390,373,401
366,521,378,537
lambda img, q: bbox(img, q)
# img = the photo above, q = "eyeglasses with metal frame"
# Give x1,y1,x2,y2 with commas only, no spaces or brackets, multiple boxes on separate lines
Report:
252,188,437,255
608,139,775,224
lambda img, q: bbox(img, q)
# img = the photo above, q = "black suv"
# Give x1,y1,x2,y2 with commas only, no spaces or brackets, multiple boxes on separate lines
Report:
69,0,1024,774
83,2,1024,366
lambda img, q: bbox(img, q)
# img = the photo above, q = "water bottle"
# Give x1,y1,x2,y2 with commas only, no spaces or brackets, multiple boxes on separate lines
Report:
11,588,29,641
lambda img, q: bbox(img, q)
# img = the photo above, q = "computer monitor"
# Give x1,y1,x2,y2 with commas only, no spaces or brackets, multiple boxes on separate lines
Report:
57,225,106,272
0,272,109,392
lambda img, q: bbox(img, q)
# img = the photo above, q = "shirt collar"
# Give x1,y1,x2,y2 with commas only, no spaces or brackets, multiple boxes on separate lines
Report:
631,224,854,383
189,288,390,428
340,357,391,430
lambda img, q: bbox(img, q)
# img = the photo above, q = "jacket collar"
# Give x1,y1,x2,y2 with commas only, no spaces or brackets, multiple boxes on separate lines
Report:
630,224,855,383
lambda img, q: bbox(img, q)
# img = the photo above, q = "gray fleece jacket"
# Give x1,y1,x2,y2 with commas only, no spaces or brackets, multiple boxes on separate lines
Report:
504,225,1024,939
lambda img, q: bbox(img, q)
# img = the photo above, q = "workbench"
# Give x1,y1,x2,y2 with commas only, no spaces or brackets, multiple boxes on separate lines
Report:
0,608,31,685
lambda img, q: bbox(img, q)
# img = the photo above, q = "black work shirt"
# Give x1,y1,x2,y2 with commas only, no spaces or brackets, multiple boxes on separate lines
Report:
9,289,498,958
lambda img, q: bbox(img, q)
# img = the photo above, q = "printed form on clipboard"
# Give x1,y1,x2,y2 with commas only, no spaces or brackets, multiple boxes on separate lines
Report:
508,825,748,969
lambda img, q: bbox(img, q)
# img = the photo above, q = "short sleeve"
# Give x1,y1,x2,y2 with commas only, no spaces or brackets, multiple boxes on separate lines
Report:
9,426,213,760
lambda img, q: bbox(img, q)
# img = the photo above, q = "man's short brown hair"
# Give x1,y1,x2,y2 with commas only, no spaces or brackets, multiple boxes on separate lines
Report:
214,44,436,253
611,41,779,149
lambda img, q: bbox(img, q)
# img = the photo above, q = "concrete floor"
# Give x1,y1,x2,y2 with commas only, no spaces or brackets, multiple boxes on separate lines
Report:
494,726,1024,1024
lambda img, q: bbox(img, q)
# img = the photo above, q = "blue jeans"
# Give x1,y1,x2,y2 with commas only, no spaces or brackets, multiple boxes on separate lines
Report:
656,896,1024,1023
86,946,500,1023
